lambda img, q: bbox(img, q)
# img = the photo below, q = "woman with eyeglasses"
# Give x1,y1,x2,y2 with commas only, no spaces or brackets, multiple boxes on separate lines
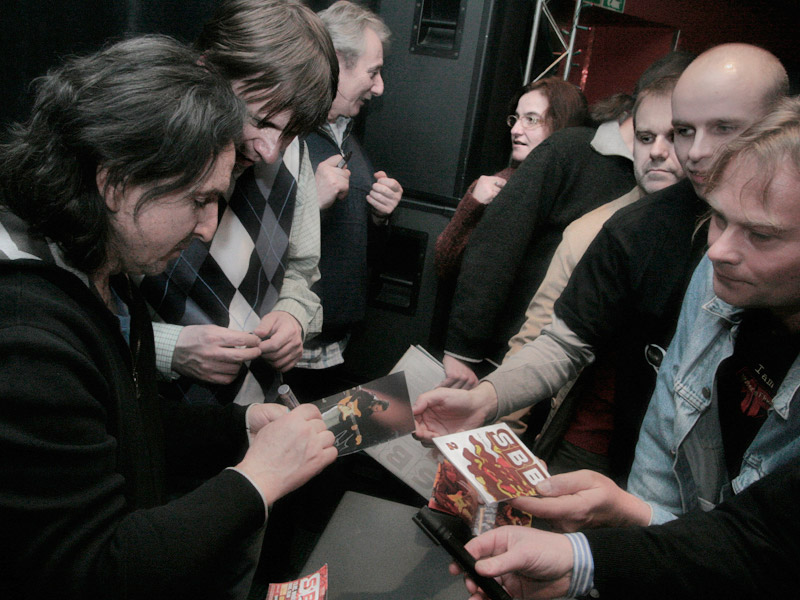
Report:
435,78,589,283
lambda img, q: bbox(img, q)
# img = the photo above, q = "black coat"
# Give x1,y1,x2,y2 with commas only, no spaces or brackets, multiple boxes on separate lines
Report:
542,178,708,480
0,255,264,600
585,458,800,599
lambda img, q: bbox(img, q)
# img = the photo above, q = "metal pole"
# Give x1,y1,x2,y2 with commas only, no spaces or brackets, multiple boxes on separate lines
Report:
523,0,548,84
562,0,584,80
533,51,570,82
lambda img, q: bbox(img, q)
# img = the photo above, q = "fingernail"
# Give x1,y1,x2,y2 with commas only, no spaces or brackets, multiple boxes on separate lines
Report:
535,479,552,494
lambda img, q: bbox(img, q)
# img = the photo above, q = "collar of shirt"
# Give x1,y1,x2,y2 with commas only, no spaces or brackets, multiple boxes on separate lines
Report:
591,120,633,161
324,116,352,150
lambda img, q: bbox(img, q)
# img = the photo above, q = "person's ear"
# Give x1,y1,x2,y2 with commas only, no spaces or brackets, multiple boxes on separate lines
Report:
96,166,121,211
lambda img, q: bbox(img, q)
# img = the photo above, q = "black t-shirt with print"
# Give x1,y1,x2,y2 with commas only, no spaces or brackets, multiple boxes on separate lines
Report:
717,309,800,478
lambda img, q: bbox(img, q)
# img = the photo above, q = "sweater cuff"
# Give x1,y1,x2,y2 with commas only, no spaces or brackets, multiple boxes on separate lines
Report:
226,467,269,524
443,349,482,364
458,193,487,224
647,502,678,525
270,302,311,340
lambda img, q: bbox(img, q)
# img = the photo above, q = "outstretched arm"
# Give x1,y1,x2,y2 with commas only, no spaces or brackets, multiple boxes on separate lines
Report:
451,461,800,600
413,381,498,441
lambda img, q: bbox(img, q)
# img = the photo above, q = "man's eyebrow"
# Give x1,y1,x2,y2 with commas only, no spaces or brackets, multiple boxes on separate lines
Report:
192,189,223,203
255,115,280,129
744,218,788,234
711,118,744,127
708,202,787,234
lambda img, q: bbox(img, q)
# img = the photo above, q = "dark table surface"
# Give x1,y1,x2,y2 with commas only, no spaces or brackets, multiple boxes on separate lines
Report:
299,491,467,600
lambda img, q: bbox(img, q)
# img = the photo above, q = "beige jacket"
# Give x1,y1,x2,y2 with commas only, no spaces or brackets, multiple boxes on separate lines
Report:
495,186,643,432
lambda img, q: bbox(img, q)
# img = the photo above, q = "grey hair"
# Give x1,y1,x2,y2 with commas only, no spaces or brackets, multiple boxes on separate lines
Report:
318,1,391,69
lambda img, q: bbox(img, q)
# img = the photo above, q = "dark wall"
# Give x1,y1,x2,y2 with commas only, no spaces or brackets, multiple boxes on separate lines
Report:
0,0,395,130
570,0,798,99
1,0,218,129
7,0,794,130
360,0,534,204
622,0,795,63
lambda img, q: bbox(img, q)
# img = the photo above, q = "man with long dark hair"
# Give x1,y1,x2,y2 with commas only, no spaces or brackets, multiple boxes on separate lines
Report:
0,36,336,600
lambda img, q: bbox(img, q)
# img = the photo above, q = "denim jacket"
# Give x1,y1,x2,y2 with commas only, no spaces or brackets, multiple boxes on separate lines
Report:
627,254,800,524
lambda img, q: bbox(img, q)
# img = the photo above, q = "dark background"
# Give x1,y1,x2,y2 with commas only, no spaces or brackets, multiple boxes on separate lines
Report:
2,0,797,381
3,0,796,192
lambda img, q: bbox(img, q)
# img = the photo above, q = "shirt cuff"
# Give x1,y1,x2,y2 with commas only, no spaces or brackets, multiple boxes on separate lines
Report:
565,532,595,598
226,466,269,524
647,501,677,525
152,321,183,379
443,350,482,364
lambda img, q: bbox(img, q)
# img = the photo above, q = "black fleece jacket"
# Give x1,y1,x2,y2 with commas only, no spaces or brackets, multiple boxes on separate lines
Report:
0,254,265,600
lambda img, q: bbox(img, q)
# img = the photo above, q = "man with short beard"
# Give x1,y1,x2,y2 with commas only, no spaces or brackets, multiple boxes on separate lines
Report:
0,36,336,600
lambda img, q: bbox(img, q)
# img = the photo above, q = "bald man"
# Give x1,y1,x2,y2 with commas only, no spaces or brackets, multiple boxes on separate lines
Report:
415,44,789,482
671,44,788,194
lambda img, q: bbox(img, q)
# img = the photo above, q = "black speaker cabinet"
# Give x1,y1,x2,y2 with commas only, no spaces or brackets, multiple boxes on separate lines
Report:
362,0,534,203
343,200,452,382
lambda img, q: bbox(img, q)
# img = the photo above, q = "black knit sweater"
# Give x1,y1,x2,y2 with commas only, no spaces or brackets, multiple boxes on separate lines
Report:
445,126,636,362
0,219,264,599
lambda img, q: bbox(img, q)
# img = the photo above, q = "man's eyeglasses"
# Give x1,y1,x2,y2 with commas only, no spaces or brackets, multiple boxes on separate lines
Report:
506,114,544,129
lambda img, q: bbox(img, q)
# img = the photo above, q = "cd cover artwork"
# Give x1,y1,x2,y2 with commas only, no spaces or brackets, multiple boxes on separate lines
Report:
313,371,415,455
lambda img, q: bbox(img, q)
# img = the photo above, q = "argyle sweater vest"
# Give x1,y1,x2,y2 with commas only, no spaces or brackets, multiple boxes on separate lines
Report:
140,152,300,406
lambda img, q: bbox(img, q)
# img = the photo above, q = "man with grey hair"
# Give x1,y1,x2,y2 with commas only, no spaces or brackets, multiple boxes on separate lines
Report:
283,0,404,400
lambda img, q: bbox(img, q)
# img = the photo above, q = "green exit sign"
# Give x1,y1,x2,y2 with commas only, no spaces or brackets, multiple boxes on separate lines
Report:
585,0,625,13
